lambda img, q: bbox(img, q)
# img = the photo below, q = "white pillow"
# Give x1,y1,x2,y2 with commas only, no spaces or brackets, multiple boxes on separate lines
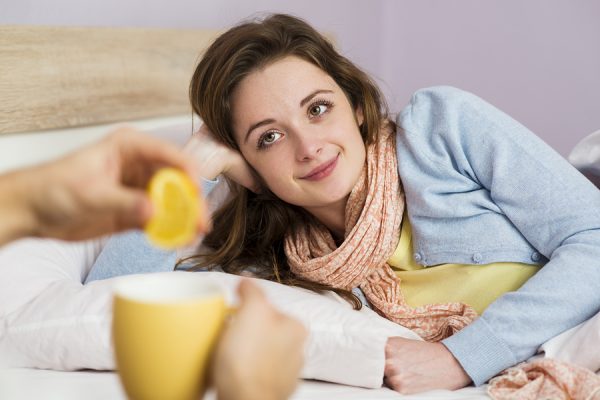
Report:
569,129,600,187
540,310,600,372
191,271,422,387
0,238,419,389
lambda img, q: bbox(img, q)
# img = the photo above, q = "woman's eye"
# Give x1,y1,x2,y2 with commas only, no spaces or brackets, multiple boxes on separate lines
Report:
264,131,280,143
307,100,333,118
257,131,282,149
309,104,328,117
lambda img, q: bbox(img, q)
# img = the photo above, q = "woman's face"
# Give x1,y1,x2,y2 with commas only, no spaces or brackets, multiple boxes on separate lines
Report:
231,56,366,214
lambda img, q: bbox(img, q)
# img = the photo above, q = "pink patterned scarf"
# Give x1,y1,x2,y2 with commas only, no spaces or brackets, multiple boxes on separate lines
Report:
283,126,477,341
283,126,600,399
488,358,600,400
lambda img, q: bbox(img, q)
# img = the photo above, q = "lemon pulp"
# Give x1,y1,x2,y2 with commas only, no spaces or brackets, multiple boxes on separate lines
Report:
145,168,199,248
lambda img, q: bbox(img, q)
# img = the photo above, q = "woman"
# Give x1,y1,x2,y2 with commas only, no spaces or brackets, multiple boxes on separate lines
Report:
179,13,600,394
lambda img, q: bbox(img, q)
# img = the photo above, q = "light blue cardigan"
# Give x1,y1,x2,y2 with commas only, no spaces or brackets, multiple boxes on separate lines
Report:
398,87,600,385
88,86,600,386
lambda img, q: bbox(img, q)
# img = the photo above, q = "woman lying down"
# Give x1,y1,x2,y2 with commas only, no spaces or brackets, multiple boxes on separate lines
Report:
2,13,600,399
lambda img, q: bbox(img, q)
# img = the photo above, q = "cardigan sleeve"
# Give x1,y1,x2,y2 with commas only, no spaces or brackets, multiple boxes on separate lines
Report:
399,86,600,385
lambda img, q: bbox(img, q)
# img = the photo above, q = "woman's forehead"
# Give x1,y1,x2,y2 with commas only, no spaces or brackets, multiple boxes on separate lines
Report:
234,57,338,102
230,58,342,133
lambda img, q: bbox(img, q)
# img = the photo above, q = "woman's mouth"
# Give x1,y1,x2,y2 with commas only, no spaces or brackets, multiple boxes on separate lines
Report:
300,154,339,181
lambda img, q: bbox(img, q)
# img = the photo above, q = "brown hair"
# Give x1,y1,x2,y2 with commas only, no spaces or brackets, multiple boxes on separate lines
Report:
182,13,393,308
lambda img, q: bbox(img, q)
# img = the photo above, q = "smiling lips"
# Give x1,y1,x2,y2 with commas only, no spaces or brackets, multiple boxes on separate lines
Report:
300,154,339,181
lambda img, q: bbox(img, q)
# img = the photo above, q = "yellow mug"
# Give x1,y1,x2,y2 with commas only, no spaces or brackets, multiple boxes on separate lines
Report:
112,273,226,400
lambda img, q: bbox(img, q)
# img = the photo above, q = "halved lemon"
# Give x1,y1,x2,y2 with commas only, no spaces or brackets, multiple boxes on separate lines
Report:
145,168,200,248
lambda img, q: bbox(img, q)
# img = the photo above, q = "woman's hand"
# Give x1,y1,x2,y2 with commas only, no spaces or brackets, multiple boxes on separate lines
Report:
213,280,307,400
183,125,259,192
384,337,472,394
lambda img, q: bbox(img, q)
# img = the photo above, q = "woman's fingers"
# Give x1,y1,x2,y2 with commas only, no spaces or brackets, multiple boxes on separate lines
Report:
186,125,260,192
223,157,260,193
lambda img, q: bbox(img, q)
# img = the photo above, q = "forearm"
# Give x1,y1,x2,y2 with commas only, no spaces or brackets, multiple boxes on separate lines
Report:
0,169,38,246
443,236,600,385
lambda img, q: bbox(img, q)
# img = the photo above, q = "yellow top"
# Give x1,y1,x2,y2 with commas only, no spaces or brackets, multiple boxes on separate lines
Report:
388,213,541,314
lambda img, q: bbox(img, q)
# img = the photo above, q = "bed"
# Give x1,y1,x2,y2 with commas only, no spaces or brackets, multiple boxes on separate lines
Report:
1,25,599,400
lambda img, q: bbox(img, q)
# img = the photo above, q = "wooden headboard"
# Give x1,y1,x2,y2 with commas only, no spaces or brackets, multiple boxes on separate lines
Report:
0,26,220,135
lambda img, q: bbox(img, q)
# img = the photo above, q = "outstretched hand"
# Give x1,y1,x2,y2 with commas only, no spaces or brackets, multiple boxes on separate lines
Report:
384,337,472,394
183,124,260,193
17,127,207,242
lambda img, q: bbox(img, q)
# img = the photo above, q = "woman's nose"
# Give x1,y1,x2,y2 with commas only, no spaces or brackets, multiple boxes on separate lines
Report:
294,131,323,161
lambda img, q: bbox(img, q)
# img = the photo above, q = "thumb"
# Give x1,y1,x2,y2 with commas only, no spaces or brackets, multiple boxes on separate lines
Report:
237,280,268,307
100,187,153,231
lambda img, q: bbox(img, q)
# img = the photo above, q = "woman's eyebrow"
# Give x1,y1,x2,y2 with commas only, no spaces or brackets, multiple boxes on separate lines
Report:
245,118,276,144
300,89,333,107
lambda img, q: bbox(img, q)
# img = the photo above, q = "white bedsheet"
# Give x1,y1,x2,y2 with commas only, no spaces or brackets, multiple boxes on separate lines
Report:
0,368,490,400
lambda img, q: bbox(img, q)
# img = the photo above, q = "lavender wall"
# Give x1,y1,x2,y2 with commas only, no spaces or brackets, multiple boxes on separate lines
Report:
379,0,600,156
2,0,598,155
